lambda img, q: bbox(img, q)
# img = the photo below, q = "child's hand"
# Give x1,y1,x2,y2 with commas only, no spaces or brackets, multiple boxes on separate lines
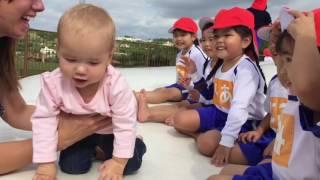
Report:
188,89,200,102
211,145,231,167
180,56,197,74
98,158,127,180
288,10,316,40
33,163,57,180
178,76,191,88
239,130,263,144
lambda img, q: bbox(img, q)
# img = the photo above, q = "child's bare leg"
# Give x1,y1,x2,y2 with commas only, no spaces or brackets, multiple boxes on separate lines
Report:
228,143,249,165
220,164,248,175
207,164,248,180
137,91,151,122
138,94,188,123
144,87,182,104
196,130,221,156
207,175,233,180
173,109,200,136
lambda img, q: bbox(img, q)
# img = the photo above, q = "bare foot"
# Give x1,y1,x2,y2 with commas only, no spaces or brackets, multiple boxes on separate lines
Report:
137,91,151,122
164,115,175,126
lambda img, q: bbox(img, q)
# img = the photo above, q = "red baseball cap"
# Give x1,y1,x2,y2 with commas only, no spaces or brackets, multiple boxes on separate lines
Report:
263,48,271,57
211,7,259,59
168,17,198,33
251,0,268,11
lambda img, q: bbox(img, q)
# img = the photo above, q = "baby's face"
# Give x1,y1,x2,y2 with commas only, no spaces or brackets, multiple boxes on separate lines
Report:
57,32,113,90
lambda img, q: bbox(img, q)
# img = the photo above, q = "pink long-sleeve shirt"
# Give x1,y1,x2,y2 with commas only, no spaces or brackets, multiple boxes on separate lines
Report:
32,65,137,163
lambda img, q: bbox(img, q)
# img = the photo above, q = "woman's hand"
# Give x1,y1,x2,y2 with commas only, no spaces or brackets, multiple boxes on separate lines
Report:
57,112,112,150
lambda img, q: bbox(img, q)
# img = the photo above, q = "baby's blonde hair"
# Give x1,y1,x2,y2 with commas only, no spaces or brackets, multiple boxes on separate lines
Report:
57,4,115,51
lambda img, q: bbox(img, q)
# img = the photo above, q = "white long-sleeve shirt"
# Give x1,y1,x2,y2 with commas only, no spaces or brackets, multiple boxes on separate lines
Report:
265,75,289,132
272,97,320,180
213,55,266,147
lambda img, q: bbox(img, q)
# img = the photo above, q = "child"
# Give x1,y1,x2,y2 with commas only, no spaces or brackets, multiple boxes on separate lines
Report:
171,7,267,166
31,4,146,180
237,21,290,166
209,8,320,180
137,17,221,124
136,17,207,104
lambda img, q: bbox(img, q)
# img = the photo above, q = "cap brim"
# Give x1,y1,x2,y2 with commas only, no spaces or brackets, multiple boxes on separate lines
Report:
257,25,272,41
198,17,214,31
168,27,175,33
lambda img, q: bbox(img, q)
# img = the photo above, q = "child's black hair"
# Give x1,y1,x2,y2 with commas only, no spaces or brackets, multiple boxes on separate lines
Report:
202,23,214,33
233,25,267,93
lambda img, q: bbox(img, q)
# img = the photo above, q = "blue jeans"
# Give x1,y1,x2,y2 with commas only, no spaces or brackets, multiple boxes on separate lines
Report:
59,134,146,175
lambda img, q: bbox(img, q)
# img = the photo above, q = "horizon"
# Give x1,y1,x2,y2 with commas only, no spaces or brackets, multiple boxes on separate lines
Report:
30,0,319,39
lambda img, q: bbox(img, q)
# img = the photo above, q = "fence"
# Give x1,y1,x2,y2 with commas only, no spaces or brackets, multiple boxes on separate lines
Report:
16,29,178,77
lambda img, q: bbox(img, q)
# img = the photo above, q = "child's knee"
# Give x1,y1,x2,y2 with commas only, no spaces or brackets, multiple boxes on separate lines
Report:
196,134,215,156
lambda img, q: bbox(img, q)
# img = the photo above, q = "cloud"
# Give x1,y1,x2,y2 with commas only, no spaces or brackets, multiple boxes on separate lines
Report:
30,0,318,39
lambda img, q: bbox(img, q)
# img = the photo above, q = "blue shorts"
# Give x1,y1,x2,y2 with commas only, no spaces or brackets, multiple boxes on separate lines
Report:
233,163,272,180
196,105,260,134
165,83,188,100
239,130,276,165
196,105,228,132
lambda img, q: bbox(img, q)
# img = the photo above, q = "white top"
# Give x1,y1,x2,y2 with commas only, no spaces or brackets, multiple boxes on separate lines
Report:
265,75,289,132
213,55,266,147
272,98,320,180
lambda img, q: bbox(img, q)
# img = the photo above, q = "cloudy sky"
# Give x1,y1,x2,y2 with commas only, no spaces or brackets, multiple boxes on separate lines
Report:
31,0,318,39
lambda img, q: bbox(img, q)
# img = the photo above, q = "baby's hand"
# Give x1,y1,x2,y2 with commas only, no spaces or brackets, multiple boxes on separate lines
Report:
33,163,57,180
98,158,126,180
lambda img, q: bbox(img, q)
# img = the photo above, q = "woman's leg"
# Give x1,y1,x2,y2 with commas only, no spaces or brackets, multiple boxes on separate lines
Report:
0,139,33,174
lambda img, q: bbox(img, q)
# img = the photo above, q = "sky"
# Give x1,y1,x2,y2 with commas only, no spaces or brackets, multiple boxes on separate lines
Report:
30,0,319,39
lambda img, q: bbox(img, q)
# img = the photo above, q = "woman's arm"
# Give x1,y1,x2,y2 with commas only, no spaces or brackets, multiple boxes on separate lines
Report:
0,140,33,174
2,90,34,130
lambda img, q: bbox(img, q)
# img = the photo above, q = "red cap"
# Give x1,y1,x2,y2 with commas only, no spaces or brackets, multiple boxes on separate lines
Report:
313,8,320,47
251,0,268,11
169,17,198,33
212,7,259,59
263,48,271,57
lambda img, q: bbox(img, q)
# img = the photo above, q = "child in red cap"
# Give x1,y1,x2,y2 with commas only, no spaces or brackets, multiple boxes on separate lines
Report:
208,8,320,180
137,17,208,122
171,7,268,167
136,17,222,125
